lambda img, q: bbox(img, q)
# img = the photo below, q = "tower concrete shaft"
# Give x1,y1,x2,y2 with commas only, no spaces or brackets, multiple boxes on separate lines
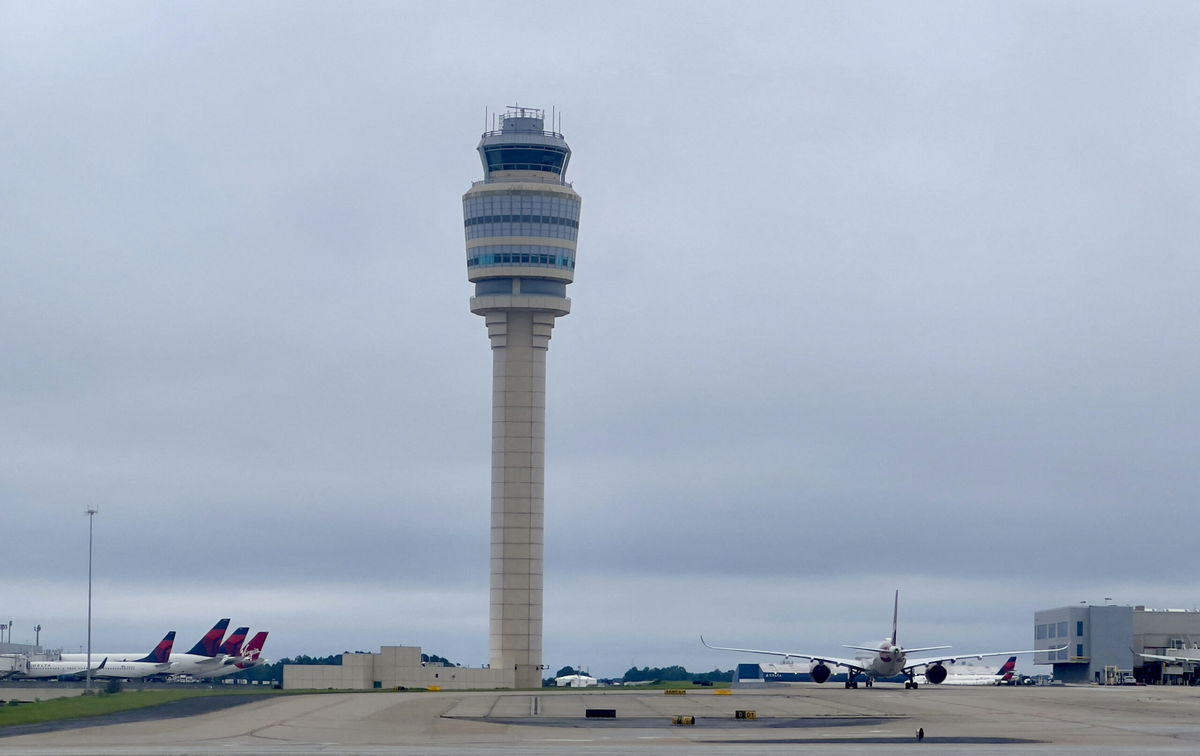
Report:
463,107,580,689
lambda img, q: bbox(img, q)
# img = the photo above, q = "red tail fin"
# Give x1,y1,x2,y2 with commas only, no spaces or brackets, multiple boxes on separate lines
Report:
236,631,269,668
135,632,175,664
218,627,249,657
993,652,1012,676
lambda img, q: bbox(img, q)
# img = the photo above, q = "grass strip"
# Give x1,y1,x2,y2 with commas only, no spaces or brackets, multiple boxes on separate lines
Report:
0,689,276,728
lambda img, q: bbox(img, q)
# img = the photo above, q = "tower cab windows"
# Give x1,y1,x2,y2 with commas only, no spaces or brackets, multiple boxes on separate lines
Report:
483,146,568,174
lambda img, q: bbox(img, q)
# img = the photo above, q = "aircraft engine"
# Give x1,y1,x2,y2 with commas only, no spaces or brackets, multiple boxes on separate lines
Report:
924,663,948,684
810,662,833,684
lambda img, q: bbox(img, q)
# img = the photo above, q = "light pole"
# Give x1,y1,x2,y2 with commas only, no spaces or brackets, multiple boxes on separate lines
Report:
85,506,98,694
34,624,41,648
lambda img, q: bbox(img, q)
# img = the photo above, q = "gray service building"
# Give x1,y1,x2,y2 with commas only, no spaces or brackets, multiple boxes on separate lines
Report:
1035,604,1200,684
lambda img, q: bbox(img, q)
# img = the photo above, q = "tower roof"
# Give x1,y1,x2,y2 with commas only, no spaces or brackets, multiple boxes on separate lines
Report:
478,106,571,179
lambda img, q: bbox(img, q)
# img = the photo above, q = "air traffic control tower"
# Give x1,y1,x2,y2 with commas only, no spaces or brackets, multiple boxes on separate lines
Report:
463,106,581,689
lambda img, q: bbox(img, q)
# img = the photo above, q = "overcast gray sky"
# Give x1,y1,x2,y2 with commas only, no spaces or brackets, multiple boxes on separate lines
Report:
3,0,1198,677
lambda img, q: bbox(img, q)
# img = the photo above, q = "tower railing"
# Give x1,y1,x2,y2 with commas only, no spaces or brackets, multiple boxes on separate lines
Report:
481,128,564,139
470,177,573,188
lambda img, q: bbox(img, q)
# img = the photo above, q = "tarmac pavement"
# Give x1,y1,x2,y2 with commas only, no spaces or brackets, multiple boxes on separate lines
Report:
3,683,1200,753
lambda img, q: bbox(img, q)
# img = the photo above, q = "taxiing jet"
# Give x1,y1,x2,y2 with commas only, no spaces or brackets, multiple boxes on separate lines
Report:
703,590,1065,689
93,632,176,679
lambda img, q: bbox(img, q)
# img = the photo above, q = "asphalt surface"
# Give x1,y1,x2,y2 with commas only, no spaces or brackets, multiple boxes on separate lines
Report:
3,683,1200,754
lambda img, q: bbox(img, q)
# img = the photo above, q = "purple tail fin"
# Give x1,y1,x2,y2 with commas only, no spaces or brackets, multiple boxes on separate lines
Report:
134,631,176,663
185,619,230,657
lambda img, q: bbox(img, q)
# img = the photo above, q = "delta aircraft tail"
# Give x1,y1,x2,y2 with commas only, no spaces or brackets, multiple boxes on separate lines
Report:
218,627,250,658
132,631,176,664
996,656,1017,682
185,619,230,657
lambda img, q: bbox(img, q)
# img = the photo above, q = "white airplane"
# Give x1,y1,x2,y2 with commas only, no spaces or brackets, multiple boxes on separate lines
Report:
186,625,249,677
22,657,107,679
197,631,270,679
63,619,234,676
915,655,1017,686
93,632,175,679
702,590,1066,689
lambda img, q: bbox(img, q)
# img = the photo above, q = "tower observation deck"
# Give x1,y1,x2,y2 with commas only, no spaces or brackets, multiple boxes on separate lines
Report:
463,106,581,689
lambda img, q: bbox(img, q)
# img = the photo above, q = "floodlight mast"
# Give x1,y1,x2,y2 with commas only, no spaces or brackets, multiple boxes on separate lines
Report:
85,506,98,693
463,105,581,688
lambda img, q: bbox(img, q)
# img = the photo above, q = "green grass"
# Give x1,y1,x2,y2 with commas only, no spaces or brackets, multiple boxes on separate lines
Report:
0,689,279,728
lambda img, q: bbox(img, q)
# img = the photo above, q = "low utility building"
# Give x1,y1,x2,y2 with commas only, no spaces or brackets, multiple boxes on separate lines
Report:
283,646,516,690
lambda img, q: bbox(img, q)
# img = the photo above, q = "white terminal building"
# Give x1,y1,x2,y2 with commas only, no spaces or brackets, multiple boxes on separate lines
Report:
286,107,580,691
1034,603,1200,685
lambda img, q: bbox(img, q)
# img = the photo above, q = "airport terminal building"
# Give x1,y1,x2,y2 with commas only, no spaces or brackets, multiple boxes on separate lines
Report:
1035,603,1200,684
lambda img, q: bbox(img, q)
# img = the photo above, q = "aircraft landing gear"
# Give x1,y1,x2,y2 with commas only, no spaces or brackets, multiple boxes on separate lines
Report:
865,677,873,688
844,677,858,689
904,675,919,690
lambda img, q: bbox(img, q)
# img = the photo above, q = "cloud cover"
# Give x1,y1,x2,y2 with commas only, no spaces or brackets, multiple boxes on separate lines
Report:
2,0,1197,676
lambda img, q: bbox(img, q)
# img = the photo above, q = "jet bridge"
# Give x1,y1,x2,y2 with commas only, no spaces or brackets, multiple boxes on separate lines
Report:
0,654,30,679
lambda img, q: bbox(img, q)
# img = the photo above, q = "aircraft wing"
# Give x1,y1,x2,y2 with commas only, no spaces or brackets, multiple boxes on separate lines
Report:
903,645,1067,673
1138,651,1200,664
701,636,866,673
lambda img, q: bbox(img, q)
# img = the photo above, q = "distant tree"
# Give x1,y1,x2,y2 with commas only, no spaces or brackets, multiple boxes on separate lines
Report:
421,653,457,666
555,666,578,678
287,654,344,666
228,654,342,684
623,666,652,682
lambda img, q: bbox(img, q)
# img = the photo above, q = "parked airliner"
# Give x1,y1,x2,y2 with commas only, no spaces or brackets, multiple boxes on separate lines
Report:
93,632,175,679
915,655,1017,685
22,657,106,679
199,631,270,679
194,626,250,679
63,619,234,676
703,590,1065,688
